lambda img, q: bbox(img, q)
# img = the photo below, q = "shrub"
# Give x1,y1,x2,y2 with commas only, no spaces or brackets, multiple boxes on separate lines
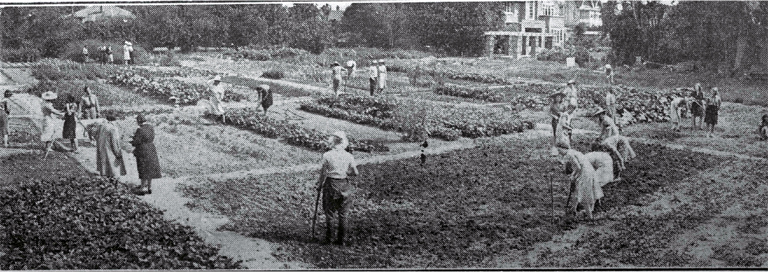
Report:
261,70,285,80
30,59,114,81
433,85,504,102
0,47,42,63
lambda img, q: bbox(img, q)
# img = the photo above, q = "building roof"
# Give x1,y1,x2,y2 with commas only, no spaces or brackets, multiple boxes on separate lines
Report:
328,10,343,21
73,6,136,23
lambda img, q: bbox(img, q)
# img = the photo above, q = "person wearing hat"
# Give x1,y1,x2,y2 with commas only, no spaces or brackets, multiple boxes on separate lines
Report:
1,90,15,148
316,131,359,245
604,64,614,85
41,91,70,159
123,41,134,65
257,84,273,114
207,75,226,122
549,90,568,155
691,83,706,130
92,112,126,178
556,138,598,219
106,45,114,64
704,87,722,138
345,60,357,78
377,59,387,94
131,114,162,195
80,86,100,119
592,108,620,142
368,60,378,96
564,80,579,114
668,93,689,132
331,62,347,96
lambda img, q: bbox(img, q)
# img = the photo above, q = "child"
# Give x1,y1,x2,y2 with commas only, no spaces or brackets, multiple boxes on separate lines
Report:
257,84,273,114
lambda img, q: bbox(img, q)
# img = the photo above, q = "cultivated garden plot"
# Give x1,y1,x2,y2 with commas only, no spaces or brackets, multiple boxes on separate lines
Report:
178,135,727,268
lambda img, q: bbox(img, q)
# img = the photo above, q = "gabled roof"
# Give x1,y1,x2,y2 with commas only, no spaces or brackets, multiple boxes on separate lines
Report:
72,6,136,23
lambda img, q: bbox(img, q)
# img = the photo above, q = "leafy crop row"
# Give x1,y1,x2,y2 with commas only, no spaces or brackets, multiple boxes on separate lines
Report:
206,108,389,153
108,70,245,105
0,175,242,269
301,94,532,141
432,85,504,102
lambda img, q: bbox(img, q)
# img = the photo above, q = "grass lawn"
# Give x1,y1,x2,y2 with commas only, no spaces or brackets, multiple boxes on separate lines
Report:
179,135,726,268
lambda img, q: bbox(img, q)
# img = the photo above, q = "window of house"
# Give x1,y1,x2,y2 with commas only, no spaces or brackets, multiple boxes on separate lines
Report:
526,1,537,20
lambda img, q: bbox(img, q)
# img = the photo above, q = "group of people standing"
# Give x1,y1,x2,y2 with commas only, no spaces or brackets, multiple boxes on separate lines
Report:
39,87,161,195
84,41,134,64
668,83,722,138
329,59,387,97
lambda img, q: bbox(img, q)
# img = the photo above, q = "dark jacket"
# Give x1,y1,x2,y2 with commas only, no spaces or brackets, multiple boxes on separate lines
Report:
131,123,162,179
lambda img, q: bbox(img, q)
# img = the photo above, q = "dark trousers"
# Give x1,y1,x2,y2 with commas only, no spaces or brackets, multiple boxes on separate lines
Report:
369,78,377,96
322,177,349,243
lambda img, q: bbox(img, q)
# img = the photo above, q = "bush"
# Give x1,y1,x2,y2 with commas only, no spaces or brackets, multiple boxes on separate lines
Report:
261,70,285,80
0,175,242,269
30,59,114,81
433,85,504,102
0,47,42,63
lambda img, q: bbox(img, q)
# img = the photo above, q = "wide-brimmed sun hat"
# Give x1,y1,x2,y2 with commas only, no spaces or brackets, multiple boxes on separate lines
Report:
41,91,57,101
124,41,132,45
549,90,566,98
567,79,577,85
257,84,270,91
212,75,222,81
591,108,606,117
331,131,349,149
378,59,385,63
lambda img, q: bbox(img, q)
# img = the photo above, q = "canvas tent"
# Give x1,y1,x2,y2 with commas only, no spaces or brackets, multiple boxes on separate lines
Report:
72,6,136,23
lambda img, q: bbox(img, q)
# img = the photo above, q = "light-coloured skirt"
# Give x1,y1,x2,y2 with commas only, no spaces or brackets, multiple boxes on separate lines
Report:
40,116,60,142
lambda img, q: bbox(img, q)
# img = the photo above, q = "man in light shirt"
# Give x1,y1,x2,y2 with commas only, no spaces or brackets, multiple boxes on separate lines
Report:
316,131,359,245
369,60,378,96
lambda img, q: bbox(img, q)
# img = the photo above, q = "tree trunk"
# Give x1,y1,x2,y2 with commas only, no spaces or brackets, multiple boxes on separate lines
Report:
734,33,748,72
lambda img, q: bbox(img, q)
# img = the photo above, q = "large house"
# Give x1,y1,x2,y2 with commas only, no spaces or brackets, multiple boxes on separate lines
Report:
483,0,601,58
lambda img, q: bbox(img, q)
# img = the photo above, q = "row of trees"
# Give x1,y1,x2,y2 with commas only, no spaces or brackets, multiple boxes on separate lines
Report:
603,1,768,73
0,3,505,58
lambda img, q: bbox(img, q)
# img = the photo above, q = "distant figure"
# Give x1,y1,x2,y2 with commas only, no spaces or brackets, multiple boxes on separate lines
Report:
123,41,134,65
62,94,79,152
377,59,387,94
759,114,768,141
345,60,356,78
80,86,100,119
605,87,618,127
548,90,567,156
131,114,162,195
368,60,378,96
604,64,614,85
98,46,106,64
316,131,359,245
705,87,722,138
257,84,273,114
1,90,12,148
691,83,706,130
564,79,579,114
668,94,688,132
82,46,89,63
106,46,114,64
331,62,346,96
207,75,226,122
91,112,126,178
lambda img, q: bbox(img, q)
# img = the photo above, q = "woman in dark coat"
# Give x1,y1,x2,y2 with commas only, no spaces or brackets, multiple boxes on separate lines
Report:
130,114,161,195
63,94,79,151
